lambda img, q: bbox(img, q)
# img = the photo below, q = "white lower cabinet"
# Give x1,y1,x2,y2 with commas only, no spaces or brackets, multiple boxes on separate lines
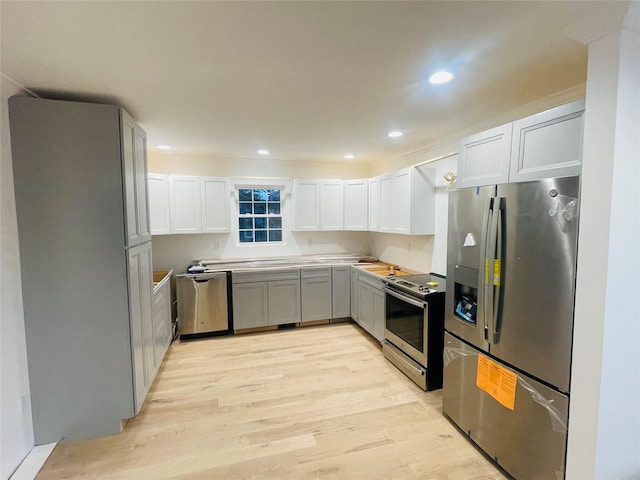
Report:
331,266,351,318
232,269,301,329
269,280,302,325
350,266,359,320
371,287,385,342
301,267,332,322
127,243,155,413
357,273,385,342
232,282,269,329
152,274,172,369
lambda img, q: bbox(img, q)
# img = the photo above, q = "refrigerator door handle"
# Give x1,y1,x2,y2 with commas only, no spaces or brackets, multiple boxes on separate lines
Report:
485,196,500,345
492,197,505,344
478,197,494,341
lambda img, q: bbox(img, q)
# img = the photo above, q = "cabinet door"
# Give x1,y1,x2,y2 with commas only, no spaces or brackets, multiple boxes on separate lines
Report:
233,282,269,329
393,169,412,234
127,243,154,413
121,112,141,246
509,99,584,183
268,280,301,325
294,180,319,230
169,176,201,233
153,281,171,368
357,282,372,332
457,124,512,188
201,177,230,232
350,269,359,320
332,266,351,318
134,124,151,243
344,180,368,231
301,277,332,322
378,174,394,232
320,180,344,230
368,177,380,232
148,174,171,235
371,287,385,342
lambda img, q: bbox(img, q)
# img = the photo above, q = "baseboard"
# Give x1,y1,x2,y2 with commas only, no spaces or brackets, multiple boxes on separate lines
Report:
10,443,56,480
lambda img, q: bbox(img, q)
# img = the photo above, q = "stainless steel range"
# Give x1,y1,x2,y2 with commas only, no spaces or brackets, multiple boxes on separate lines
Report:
382,273,445,391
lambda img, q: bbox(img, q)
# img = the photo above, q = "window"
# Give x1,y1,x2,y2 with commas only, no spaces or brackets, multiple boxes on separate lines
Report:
238,188,283,243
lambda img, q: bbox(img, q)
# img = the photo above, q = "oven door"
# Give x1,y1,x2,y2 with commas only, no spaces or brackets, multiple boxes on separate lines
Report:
383,287,428,366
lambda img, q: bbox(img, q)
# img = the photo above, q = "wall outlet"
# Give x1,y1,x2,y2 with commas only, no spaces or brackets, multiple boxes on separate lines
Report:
408,242,412,252
214,241,220,250
307,238,312,247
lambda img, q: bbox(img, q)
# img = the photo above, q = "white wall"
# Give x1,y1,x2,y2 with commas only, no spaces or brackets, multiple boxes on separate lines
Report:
0,76,34,478
566,12,640,479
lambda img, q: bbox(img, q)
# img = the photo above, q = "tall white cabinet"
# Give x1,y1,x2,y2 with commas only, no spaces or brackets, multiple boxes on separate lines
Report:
9,97,156,443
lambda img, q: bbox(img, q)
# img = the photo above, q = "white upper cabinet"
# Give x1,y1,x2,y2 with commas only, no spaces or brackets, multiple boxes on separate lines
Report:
149,175,230,235
456,99,585,188
343,179,368,231
509,99,585,183
456,123,512,188
293,180,343,231
377,166,436,235
201,176,231,233
148,174,170,235
378,174,395,232
293,180,320,230
319,181,343,230
368,177,380,232
169,176,201,234
121,111,151,246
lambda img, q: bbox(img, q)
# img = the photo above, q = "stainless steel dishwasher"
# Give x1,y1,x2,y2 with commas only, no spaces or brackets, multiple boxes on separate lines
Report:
176,271,232,337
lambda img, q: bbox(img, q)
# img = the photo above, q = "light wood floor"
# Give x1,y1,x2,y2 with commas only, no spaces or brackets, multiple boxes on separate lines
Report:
37,323,507,479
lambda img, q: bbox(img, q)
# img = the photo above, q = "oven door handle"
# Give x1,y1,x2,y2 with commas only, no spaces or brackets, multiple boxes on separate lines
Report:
383,287,427,308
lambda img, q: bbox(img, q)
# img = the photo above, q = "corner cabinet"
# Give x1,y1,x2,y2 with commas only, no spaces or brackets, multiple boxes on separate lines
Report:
343,179,368,231
301,267,332,322
293,179,343,231
8,97,155,443
331,266,351,318
378,166,436,235
148,174,230,235
456,99,585,187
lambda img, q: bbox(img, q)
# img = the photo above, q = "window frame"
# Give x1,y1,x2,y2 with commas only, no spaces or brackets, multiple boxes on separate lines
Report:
235,185,285,246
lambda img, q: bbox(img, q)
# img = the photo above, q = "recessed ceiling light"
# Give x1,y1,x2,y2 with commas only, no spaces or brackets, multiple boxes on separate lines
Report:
429,70,454,84
344,154,355,160
388,130,403,138
158,145,172,150
257,149,269,155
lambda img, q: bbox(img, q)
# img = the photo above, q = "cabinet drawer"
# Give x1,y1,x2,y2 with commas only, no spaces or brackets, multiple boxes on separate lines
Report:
301,266,332,278
232,268,300,283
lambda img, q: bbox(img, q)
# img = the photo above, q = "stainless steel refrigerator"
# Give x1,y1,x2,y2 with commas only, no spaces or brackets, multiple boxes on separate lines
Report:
443,176,580,479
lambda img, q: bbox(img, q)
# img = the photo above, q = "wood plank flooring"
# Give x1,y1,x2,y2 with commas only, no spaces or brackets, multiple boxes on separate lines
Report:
37,323,507,479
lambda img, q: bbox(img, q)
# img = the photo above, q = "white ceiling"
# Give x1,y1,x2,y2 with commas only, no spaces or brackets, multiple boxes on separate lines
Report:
0,1,630,164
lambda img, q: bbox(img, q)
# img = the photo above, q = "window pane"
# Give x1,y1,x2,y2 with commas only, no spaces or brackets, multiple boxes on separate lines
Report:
255,230,267,242
254,203,266,214
254,218,266,229
267,190,280,201
268,217,282,229
239,202,253,215
239,218,253,229
253,189,267,201
267,203,281,215
269,230,282,242
239,189,252,201
239,231,254,243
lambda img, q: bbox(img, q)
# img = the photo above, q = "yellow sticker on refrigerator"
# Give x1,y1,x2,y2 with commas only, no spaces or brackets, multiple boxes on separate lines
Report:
476,355,517,410
493,259,501,286
485,259,489,284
